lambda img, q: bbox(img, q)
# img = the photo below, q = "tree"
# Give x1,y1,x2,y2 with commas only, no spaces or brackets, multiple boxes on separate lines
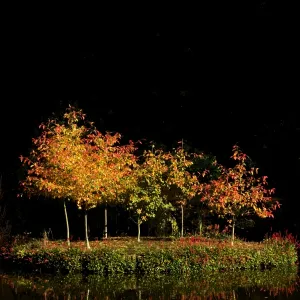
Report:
89,132,137,238
20,106,98,248
126,146,173,242
201,145,280,245
166,143,200,237
188,152,221,235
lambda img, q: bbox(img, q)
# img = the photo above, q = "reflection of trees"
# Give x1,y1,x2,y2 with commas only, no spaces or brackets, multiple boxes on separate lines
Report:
1,267,299,299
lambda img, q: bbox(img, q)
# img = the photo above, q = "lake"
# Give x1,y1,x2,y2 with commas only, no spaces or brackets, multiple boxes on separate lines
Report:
1,267,299,299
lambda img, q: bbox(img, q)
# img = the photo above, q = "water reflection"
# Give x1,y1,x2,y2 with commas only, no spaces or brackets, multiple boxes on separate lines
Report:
0,267,299,299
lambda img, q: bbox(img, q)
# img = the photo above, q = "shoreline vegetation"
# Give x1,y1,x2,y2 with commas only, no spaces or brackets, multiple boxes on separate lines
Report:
0,234,298,275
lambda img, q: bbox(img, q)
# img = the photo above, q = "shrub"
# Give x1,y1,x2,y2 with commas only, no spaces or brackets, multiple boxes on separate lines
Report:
0,235,298,275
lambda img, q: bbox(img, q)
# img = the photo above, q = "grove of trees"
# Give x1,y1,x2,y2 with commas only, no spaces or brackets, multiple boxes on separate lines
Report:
19,106,281,247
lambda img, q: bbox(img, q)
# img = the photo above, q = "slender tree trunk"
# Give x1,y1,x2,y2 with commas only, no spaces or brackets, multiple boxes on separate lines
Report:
104,204,108,239
199,214,203,236
181,204,184,237
63,200,70,247
137,217,141,242
136,277,142,300
231,217,235,246
84,210,90,249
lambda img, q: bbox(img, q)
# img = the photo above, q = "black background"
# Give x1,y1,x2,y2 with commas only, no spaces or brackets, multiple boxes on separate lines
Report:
1,2,299,238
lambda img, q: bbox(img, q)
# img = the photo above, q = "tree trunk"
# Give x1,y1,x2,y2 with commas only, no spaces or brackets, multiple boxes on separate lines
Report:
137,217,141,242
104,204,108,239
199,214,203,236
63,200,70,247
231,217,235,246
232,289,236,300
84,210,90,249
181,204,184,237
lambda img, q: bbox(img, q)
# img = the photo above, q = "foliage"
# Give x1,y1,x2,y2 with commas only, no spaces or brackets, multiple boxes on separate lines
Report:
19,106,129,210
200,145,280,244
19,106,103,248
17,103,282,252
187,152,222,235
165,144,202,236
84,130,137,208
188,151,221,182
201,223,231,240
20,106,91,202
0,233,297,275
166,144,199,209
126,146,173,241
264,230,300,251
148,207,179,237
19,105,137,248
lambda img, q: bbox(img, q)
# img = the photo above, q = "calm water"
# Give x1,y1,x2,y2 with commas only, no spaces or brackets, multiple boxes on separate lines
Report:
1,267,299,299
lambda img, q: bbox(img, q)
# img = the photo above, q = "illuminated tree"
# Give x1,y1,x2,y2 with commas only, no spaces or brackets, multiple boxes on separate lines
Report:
126,146,173,242
166,143,200,237
19,106,93,246
201,145,280,245
89,132,137,238
21,105,139,248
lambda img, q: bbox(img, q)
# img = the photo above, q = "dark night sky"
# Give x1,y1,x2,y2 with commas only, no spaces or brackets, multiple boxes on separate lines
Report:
1,3,299,227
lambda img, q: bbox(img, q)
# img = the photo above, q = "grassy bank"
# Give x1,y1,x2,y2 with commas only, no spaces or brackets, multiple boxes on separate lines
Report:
0,234,298,275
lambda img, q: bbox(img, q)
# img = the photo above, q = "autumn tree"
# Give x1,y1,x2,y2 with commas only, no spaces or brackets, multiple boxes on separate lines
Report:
51,115,137,248
166,143,200,237
187,152,221,235
20,106,101,247
126,145,173,242
87,132,137,238
201,145,280,245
